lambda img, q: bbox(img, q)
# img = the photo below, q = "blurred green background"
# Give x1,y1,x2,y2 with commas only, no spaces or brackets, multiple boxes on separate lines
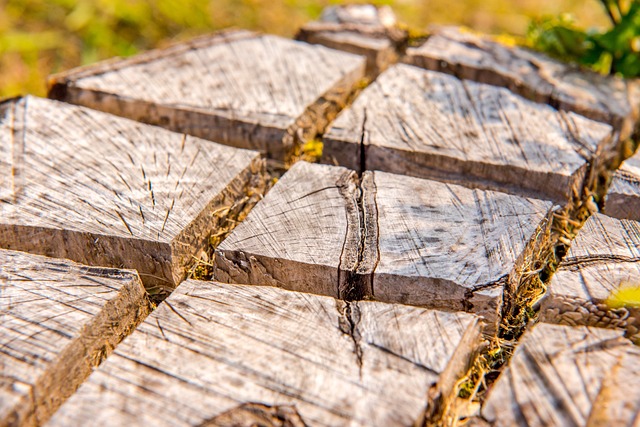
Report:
1,0,609,98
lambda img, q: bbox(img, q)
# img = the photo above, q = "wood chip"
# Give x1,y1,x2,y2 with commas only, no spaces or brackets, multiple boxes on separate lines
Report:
404,26,640,137
0,96,265,292
296,5,405,77
215,161,555,328
605,150,640,221
482,323,640,427
48,279,482,427
323,64,612,202
48,31,366,160
0,249,149,427
540,213,640,340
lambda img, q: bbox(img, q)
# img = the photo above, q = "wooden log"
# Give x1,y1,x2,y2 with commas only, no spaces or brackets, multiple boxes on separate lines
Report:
482,323,640,427
0,248,149,427
0,96,266,293
214,162,555,328
604,150,640,221
296,5,406,77
48,279,482,427
372,170,555,329
48,30,366,161
403,26,640,137
323,64,613,203
539,213,640,341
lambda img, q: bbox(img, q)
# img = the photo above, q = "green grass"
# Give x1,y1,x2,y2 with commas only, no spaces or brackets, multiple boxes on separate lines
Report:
1,0,608,98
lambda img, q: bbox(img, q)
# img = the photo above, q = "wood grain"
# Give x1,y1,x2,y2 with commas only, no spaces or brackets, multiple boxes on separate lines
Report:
296,5,404,77
404,26,640,137
482,323,640,427
48,279,482,427
605,150,640,221
372,170,555,328
0,248,149,427
214,161,360,299
215,162,554,328
48,31,366,161
540,213,640,340
323,64,613,203
0,96,265,292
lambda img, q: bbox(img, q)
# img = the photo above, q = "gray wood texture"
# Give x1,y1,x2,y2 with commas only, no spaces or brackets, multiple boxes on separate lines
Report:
48,279,482,427
540,213,640,340
0,249,149,427
215,161,361,299
372,170,555,328
215,162,554,329
482,323,640,427
605,150,640,221
0,96,265,292
322,64,613,203
296,5,404,77
404,26,640,137
48,30,366,161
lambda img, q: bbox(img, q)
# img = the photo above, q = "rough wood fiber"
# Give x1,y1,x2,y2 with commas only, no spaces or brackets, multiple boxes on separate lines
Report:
373,171,555,327
0,249,149,427
214,161,363,299
296,5,404,77
0,96,265,292
540,213,640,340
323,64,613,203
404,26,640,137
482,323,640,427
48,280,482,427
605,150,640,221
48,30,366,160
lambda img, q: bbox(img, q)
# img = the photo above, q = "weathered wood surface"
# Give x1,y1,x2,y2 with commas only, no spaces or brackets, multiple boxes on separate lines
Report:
215,161,362,299
372,170,554,327
0,248,149,427
48,30,366,160
404,26,640,136
296,5,405,77
48,279,482,427
540,213,640,340
215,161,554,328
605,149,640,221
0,96,265,292
323,64,613,202
482,323,640,427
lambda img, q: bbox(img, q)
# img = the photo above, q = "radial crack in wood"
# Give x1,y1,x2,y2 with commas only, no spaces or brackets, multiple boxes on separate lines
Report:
47,280,482,427
48,30,366,162
214,162,554,330
296,5,407,78
323,64,614,203
403,26,640,138
540,213,640,341
0,249,149,427
481,323,640,427
604,150,640,221
0,96,266,293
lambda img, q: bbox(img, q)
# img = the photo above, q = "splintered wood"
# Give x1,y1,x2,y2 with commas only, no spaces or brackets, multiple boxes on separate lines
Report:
0,249,149,427
296,4,405,77
323,64,613,202
48,280,482,427
215,161,554,327
404,26,640,137
48,30,366,160
605,150,640,221
482,323,640,427
540,213,640,340
0,96,265,292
